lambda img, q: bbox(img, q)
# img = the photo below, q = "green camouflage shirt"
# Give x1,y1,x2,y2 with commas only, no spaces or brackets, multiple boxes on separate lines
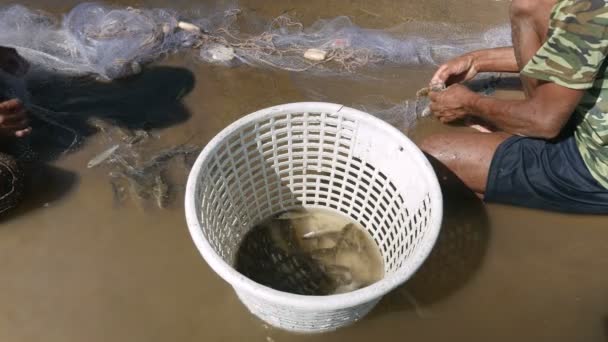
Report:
521,0,608,188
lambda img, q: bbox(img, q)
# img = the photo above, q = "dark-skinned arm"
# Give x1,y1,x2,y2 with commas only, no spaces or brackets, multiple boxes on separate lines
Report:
430,82,584,139
470,47,519,73
431,47,519,85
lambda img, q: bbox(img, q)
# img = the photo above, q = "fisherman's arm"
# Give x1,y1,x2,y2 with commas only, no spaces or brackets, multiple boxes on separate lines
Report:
468,47,519,73
429,82,583,139
431,47,519,85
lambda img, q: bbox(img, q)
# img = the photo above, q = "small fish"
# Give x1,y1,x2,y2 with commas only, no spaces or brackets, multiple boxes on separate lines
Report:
325,264,351,273
333,223,353,245
108,173,127,206
310,247,338,260
123,129,150,146
269,220,298,252
276,210,310,220
138,144,199,173
325,264,353,285
114,125,135,140
152,174,169,209
334,280,365,294
337,223,365,253
302,229,342,240
87,144,120,168
112,155,142,179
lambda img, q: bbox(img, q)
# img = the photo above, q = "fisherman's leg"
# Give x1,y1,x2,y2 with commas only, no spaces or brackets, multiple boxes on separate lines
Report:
510,0,556,96
0,152,23,215
422,130,608,213
419,132,511,195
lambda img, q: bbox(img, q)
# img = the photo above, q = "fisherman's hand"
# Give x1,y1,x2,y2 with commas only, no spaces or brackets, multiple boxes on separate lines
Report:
431,53,478,86
0,99,31,138
429,84,478,124
0,47,29,77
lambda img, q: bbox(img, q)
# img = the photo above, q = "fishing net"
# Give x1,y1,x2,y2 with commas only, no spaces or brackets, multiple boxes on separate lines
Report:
294,72,513,134
0,3,211,80
0,2,512,80
359,74,512,131
199,13,512,74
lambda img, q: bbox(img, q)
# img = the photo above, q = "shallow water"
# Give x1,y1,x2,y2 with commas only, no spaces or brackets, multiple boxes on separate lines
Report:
235,208,384,296
1,1,607,342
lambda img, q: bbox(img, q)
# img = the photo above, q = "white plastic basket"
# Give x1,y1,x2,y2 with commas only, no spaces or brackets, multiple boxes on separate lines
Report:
185,102,442,333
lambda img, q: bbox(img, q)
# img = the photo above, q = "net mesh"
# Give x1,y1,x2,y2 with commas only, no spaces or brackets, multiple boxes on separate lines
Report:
199,13,512,74
0,3,512,79
0,3,209,80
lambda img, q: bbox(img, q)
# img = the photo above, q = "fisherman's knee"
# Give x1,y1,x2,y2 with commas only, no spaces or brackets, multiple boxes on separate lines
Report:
419,134,445,162
0,153,24,215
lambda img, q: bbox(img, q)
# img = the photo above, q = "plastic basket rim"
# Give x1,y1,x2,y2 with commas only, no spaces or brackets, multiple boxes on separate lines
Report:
184,102,443,311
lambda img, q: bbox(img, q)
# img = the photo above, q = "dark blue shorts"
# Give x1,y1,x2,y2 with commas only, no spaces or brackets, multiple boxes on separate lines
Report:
484,134,608,214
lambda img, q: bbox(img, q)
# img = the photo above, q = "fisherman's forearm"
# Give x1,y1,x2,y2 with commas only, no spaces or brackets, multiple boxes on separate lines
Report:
463,83,581,139
469,47,519,74
467,95,551,137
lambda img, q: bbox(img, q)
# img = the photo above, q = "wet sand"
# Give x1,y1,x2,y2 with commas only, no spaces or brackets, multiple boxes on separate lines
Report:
1,1,607,342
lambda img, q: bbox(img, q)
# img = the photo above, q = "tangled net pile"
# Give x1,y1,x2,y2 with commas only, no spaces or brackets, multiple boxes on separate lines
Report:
0,3,205,80
0,2,512,80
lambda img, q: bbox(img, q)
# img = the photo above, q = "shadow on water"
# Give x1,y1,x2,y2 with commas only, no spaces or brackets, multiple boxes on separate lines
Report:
1,65,196,220
370,153,490,317
7,66,196,163
0,163,79,223
29,66,195,127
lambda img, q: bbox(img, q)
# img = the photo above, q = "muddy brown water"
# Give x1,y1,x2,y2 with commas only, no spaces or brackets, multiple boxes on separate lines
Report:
236,209,385,296
1,1,607,341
